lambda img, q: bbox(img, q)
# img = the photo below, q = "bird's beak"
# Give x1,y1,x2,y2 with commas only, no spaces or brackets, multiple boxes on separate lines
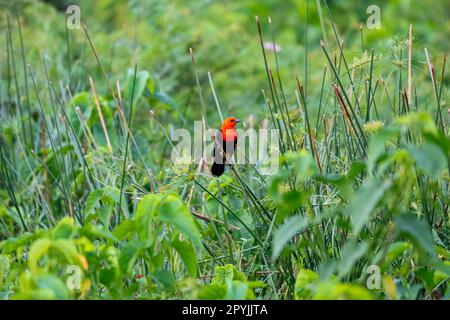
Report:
235,119,242,124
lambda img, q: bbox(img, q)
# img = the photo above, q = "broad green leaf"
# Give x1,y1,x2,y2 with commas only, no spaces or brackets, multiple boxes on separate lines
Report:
152,92,177,109
52,239,80,266
196,284,226,300
226,280,248,300
415,268,435,292
51,217,76,240
80,224,118,243
99,268,118,287
295,269,318,299
337,239,368,278
280,190,303,213
152,270,176,290
118,240,142,274
29,238,52,273
29,238,81,273
367,127,399,174
272,215,309,260
247,280,266,289
394,214,434,258
230,265,247,282
1,232,36,253
35,275,69,300
135,194,161,242
84,190,103,215
213,265,234,286
112,220,136,240
125,69,150,103
436,246,450,259
348,178,391,235
422,131,450,163
159,194,201,247
408,143,447,179
313,281,372,300
282,150,316,182
384,241,411,266
430,261,450,277
171,239,198,278
102,186,122,204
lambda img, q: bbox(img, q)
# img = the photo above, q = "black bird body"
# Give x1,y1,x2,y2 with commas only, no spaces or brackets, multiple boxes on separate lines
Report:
211,117,240,176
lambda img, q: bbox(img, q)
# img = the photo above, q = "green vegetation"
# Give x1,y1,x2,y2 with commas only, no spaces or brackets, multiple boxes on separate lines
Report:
0,0,448,300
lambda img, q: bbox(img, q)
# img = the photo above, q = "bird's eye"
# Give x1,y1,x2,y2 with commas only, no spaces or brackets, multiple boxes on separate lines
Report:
231,119,235,122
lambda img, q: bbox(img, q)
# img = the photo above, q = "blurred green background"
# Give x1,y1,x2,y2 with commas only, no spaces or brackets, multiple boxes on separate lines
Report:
1,0,448,126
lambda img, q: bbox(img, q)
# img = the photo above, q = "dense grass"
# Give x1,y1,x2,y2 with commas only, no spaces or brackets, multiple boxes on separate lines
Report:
0,0,449,300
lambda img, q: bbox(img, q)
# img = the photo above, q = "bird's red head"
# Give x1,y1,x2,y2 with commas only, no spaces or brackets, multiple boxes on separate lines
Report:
221,117,241,130
221,117,241,141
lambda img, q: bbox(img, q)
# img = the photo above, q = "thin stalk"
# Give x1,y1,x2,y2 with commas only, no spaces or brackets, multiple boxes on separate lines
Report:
365,49,375,122
117,64,138,225
6,14,26,140
16,12,33,147
89,77,113,153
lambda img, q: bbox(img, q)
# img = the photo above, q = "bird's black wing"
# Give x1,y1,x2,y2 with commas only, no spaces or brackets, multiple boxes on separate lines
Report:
211,130,226,176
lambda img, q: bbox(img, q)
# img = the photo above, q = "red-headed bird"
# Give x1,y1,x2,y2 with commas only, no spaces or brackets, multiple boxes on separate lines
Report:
211,117,241,176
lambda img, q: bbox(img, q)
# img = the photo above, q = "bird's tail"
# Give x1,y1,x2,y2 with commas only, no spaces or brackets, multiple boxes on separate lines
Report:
211,161,225,176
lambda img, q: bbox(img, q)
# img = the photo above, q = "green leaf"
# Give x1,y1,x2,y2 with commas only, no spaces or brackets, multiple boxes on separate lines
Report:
125,69,150,103
230,265,247,282
226,280,248,300
367,127,399,174
280,190,303,213
348,178,391,235
80,224,118,242
430,261,450,277
384,241,411,266
135,194,161,242
152,92,177,109
422,131,450,162
118,240,142,274
295,269,318,299
313,281,372,300
102,186,122,204
52,239,80,266
84,189,103,215
29,237,81,273
283,150,316,182
196,284,226,300
112,220,136,240
436,246,450,259
35,275,69,300
408,143,447,179
51,217,76,239
394,214,435,258
171,239,198,278
159,194,201,247
29,238,52,273
337,239,368,278
152,270,176,290
272,215,309,260
415,268,435,292
99,268,119,287
1,232,36,253
213,265,234,286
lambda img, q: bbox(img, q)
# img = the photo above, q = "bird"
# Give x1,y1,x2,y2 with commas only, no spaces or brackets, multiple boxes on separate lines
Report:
211,117,241,176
